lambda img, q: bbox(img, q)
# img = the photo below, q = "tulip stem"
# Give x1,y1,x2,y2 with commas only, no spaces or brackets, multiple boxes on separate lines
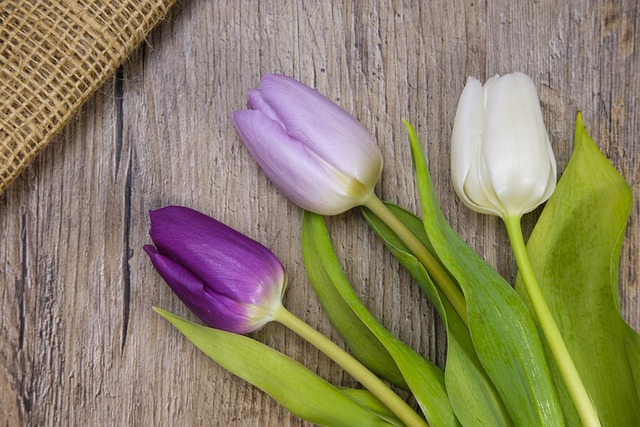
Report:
363,195,468,326
273,306,429,427
503,215,601,427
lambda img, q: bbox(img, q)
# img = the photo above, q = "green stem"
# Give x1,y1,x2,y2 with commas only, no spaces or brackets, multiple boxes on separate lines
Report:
503,215,601,427
274,306,429,427
363,194,468,326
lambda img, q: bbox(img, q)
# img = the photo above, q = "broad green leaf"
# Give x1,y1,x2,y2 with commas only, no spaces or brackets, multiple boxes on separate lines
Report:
302,212,458,426
625,332,640,403
154,307,395,427
403,119,564,426
301,213,409,390
363,204,511,426
517,114,640,425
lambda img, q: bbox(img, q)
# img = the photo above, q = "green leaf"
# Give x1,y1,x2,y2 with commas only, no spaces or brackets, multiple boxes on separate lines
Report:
403,119,564,426
363,204,511,426
300,213,409,390
154,307,395,427
302,211,459,426
517,114,640,425
337,388,404,426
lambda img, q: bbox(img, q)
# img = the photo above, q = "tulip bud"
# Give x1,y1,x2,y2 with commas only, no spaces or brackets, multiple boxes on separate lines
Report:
450,72,557,219
231,74,383,216
144,206,286,334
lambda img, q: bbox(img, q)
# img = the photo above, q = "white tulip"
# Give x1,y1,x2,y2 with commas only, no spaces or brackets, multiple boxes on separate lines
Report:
451,72,557,219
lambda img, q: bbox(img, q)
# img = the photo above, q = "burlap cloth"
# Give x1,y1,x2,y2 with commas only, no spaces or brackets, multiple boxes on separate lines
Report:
0,0,176,195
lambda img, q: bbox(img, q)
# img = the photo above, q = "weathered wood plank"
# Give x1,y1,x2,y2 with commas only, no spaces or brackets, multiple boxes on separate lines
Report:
1,0,638,425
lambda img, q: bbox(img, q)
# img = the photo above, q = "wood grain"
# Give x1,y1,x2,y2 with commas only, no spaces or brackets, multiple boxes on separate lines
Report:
1,0,638,425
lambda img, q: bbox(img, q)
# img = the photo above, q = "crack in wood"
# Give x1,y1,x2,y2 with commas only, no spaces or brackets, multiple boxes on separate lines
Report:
115,67,132,354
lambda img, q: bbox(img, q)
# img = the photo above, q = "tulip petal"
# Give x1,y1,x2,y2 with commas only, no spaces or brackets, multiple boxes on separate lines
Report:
530,162,557,215
450,77,483,194
463,157,505,217
248,89,283,126
148,207,285,308
232,109,367,215
144,245,261,334
451,78,503,216
482,73,555,216
255,74,383,186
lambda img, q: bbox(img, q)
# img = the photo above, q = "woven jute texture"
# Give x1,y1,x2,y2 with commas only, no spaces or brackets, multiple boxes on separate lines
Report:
0,0,176,195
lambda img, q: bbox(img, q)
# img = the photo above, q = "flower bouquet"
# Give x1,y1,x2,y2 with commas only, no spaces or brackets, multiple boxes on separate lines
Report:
145,73,640,426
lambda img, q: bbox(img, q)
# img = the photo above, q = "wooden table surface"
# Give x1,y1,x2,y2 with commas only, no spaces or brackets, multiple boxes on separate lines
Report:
1,1,638,425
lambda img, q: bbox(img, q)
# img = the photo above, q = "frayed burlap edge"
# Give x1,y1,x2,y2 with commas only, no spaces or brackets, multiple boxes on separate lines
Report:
0,0,177,195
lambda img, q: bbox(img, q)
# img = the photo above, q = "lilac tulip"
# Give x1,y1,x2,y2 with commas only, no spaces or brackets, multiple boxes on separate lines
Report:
231,74,383,216
144,206,286,334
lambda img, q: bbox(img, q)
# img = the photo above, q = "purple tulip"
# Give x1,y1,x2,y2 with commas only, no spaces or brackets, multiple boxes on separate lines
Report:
231,74,383,216
144,206,286,334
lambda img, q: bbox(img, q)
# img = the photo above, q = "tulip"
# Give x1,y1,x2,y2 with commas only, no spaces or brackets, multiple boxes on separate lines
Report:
450,72,557,219
233,74,468,325
231,74,383,216
450,73,601,426
146,205,429,427
144,205,286,334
